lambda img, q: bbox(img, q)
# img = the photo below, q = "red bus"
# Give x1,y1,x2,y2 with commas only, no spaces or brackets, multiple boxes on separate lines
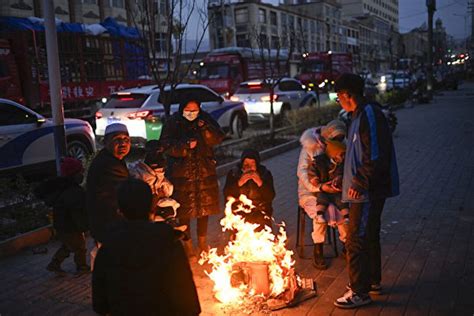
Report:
298,52,353,90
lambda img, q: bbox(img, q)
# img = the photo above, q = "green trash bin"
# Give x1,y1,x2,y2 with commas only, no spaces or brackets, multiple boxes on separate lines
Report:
145,116,163,141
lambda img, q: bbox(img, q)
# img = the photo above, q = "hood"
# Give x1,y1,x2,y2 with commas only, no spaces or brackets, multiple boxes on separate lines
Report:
178,98,202,115
300,127,323,148
239,149,262,170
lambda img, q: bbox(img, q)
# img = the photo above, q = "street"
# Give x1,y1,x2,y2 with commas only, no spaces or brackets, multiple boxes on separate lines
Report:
1,83,473,315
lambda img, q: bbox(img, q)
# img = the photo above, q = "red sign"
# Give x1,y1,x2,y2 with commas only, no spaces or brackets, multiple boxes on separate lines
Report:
39,80,152,102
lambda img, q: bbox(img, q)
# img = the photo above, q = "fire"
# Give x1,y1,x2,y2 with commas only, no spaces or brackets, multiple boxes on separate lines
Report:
199,195,296,305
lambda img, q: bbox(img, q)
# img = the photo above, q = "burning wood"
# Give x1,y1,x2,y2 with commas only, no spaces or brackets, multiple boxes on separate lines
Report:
199,195,317,311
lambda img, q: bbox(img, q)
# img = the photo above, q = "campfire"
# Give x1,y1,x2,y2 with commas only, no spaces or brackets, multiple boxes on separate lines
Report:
199,195,317,311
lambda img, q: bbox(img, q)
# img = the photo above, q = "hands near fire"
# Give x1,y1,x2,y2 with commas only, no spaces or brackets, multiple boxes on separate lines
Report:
238,171,263,187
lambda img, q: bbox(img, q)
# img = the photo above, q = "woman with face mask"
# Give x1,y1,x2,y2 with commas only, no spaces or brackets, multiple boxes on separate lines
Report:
160,99,225,259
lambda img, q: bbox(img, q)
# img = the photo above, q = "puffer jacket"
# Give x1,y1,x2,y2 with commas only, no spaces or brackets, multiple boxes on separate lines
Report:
92,220,201,316
297,127,326,206
160,110,225,219
342,103,400,203
35,177,87,233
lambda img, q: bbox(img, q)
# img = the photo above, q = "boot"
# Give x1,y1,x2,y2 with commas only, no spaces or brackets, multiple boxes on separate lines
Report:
198,236,209,256
182,239,195,258
313,243,327,270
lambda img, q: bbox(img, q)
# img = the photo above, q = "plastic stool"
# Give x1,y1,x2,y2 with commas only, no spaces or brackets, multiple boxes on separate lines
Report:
296,205,339,258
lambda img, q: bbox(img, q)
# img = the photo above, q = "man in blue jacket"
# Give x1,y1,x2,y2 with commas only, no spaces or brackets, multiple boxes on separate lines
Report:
333,73,399,309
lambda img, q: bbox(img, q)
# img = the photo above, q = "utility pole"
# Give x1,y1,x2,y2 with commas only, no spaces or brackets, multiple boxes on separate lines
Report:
426,0,436,97
43,0,67,176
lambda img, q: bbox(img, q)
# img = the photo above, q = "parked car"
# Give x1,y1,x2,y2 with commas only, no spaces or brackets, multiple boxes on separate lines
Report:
95,84,248,144
231,78,318,123
0,98,96,177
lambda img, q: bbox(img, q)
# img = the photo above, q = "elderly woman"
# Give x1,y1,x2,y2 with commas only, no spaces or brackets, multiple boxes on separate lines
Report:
160,99,225,258
297,119,349,270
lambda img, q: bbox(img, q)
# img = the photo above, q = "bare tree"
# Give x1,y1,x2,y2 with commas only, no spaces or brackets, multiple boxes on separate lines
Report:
129,0,213,118
249,25,295,141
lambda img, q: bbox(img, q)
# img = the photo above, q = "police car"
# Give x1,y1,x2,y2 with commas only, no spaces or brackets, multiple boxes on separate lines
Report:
0,98,96,177
231,78,318,123
95,84,248,144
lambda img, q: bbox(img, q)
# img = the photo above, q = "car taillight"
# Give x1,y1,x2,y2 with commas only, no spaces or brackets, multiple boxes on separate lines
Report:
95,111,103,119
128,110,150,119
230,95,240,102
261,95,278,102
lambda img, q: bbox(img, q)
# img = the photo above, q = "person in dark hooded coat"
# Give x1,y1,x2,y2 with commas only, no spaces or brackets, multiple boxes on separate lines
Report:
92,178,201,316
160,99,225,256
223,149,276,230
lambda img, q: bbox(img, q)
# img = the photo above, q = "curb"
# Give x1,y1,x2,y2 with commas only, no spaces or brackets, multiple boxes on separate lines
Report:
0,225,53,258
216,138,299,177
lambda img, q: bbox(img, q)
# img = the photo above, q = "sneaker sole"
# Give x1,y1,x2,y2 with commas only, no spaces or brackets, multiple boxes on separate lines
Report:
334,298,372,309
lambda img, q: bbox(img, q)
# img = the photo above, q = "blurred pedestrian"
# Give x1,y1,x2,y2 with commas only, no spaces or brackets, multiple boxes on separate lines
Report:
92,178,201,315
35,157,89,275
160,100,225,258
333,73,399,309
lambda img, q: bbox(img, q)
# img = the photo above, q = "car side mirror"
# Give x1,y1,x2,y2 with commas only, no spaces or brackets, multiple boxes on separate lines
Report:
218,96,224,103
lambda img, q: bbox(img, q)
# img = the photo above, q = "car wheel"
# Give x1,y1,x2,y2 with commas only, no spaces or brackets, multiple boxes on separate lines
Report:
67,139,92,162
309,98,318,107
231,114,244,139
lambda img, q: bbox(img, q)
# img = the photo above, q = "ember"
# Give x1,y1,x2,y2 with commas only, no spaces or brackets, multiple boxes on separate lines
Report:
199,195,316,310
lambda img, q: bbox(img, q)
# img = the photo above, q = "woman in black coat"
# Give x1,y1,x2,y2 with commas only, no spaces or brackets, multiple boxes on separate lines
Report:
160,99,225,256
224,149,276,230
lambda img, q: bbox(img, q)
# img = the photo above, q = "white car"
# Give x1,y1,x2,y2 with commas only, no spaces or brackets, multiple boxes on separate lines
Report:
231,78,318,123
0,98,96,177
95,84,248,144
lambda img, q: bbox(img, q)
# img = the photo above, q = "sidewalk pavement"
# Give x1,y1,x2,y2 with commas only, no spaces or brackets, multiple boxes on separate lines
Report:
1,83,474,315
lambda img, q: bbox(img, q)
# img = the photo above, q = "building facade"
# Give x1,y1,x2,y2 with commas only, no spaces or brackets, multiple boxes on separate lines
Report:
400,26,428,66
208,0,334,55
339,0,398,31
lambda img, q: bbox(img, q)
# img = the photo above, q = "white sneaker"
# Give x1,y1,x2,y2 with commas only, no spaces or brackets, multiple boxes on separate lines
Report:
315,214,326,223
334,289,372,309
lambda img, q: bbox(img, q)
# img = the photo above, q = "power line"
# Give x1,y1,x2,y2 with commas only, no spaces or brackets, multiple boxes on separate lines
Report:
399,1,462,20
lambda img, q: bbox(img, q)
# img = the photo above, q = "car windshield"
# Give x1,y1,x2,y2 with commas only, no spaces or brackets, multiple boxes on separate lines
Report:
302,60,327,73
103,93,148,108
236,82,271,94
199,64,229,80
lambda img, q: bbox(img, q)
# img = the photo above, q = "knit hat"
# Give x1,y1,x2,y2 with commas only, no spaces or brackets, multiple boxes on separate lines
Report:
60,157,84,177
105,123,129,136
334,73,365,96
321,120,346,140
325,139,346,160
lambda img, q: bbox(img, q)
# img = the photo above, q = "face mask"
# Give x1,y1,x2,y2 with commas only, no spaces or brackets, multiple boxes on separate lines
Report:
183,110,199,121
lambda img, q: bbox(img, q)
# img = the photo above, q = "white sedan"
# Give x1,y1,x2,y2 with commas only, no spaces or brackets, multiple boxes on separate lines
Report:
0,98,96,177
231,78,318,123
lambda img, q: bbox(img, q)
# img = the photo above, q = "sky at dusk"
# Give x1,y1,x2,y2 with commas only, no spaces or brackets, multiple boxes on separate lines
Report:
185,0,471,51
399,0,470,38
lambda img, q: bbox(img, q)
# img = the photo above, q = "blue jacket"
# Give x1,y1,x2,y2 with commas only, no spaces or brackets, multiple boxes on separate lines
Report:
342,103,399,203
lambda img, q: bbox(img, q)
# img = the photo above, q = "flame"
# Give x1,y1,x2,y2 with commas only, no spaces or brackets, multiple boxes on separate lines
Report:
199,195,295,305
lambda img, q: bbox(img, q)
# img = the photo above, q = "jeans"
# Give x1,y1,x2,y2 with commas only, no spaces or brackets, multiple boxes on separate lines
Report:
346,198,385,294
